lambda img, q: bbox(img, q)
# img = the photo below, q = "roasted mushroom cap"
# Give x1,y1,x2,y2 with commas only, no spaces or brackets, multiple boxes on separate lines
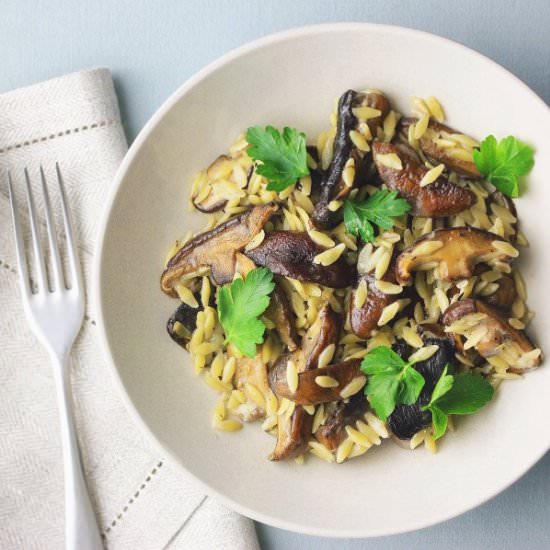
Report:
192,152,253,212
400,118,481,178
161,204,277,295
315,392,369,451
166,298,202,349
442,299,541,371
372,142,476,217
269,359,362,405
388,335,455,440
268,304,342,461
312,90,390,229
395,227,514,285
245,231,355,288
265,285,299,352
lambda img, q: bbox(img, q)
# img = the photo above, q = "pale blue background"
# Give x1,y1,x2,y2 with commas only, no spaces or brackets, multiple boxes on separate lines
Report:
2,1,548,548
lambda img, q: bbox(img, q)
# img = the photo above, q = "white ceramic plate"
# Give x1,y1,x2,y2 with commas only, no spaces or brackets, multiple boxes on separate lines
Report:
95,23,550,537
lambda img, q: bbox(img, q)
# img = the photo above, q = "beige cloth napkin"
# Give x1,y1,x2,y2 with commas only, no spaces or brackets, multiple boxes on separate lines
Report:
0,68,260,550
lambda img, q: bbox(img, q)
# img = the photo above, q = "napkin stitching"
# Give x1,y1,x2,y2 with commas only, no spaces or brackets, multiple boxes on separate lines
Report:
0,120,117,154
101,459,164,540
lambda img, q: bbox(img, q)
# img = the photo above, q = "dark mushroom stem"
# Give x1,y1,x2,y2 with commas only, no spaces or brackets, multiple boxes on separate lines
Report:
312,90,390,229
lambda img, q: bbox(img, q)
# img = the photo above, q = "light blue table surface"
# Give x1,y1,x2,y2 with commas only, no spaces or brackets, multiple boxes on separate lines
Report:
3,1,548,548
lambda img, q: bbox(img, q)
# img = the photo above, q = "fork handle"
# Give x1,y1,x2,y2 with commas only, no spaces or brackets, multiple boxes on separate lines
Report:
51,351,104,550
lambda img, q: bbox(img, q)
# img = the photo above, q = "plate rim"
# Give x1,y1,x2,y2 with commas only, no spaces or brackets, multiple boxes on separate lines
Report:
93,22,550,538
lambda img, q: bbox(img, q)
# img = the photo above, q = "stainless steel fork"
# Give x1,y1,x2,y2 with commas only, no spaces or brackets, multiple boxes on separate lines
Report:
8,165,104,550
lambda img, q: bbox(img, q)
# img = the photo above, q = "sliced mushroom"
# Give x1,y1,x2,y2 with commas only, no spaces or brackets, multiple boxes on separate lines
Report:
161,204,277,295
484,274,517,313
349,274,398,339
395,227,514,285
265,285,299,352
315,392,369,451
268,304,341,460
372,142,476,217
388,335,455,440
312,90,390,229
245,231,355,288
400,118,481,178
269,407,313,461
442,299,541,371
269,359,362,405
192,152,253,212
166,298,202,349
232,352,270,421
298,304,342,372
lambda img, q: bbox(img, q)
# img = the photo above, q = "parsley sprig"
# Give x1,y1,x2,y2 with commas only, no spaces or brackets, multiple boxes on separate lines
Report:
217,267,275,357
361,347,495,432
344,190,410,243
422,367,495,439
473,135,535,198
360,346,425,421
245,126,309,192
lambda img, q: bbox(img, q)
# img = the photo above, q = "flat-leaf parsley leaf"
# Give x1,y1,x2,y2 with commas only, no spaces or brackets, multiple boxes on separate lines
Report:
473,135,534,198
360,346,425,421
245,126,309,192
344,190,410,243
217,267,275,357
422,368,495,439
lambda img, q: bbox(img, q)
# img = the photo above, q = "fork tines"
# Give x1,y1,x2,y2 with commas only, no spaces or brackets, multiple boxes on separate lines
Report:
7,165,82,296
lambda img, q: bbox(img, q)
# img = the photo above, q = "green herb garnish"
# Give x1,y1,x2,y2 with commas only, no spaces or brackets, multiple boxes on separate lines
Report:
343,190,410,243
245,125,309,192
422,367,495,439
217,267,275,357
473,135,534,198
360,346,425,421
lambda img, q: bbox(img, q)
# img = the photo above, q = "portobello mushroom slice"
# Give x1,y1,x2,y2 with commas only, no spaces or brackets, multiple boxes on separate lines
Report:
442,299,541,371
315,392,369,451
388,335,455,440
245,231,355,288
395,227,514,285
265,285,300,352
269,359,362,406
192,152,253,212
312,90,390,229
400,118,481,178
161,204,277,295
268,304,341,460
372,142,475,217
